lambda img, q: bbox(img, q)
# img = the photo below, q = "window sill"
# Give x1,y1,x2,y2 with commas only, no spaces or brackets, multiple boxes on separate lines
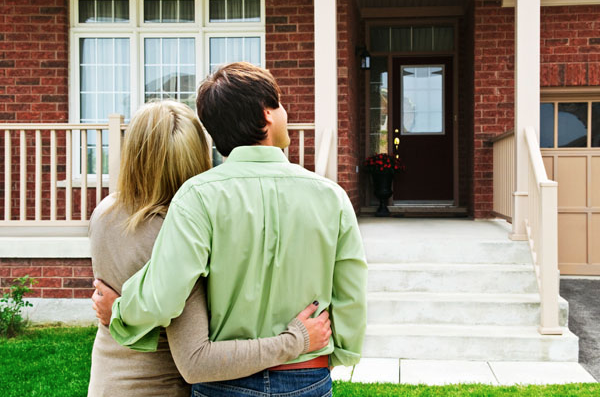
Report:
56,176,110,188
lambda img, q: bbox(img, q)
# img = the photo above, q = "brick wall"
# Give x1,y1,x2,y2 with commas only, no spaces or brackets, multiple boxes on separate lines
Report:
474,1,600,218
0,258,94,298
540,5,600,86
265,0,315,172
337,0,361,209
0,0,70,220
0,0,68,122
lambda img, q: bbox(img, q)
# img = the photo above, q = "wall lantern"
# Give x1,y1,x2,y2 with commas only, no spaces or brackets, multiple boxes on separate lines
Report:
356,46,371,70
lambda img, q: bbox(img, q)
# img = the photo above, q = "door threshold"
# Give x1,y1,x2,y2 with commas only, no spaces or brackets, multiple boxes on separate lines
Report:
360,205,469,218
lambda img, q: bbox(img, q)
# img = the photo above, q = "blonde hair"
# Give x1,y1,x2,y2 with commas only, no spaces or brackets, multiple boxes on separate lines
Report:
115,100,211,231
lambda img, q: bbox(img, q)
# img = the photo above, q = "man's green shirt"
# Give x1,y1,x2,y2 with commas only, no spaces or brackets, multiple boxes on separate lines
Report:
109,146,368,366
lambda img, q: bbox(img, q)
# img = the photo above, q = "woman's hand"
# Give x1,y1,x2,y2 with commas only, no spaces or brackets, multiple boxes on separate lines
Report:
295,301,332,352
91,279,120,326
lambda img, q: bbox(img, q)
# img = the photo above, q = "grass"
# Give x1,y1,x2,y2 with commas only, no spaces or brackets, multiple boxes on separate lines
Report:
332,381,600,396
0,326,97,397
0,327,598,396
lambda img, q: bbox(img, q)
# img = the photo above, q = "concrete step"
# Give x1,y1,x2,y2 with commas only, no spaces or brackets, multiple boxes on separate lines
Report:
367,292,569,327
362,324,579,362
363,238,532,264
368,263,538,294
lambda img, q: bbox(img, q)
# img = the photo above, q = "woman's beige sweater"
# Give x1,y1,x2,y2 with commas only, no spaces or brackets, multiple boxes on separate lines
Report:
87,194,309,397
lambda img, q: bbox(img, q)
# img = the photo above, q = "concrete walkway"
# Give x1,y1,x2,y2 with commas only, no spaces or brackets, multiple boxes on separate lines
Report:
331,358,596,385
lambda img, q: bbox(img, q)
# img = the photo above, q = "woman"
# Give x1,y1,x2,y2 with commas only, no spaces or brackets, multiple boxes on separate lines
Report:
87,100,330,396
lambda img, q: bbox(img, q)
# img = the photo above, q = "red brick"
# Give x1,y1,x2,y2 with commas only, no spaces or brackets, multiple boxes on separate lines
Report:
73,266,94,277
36,277,62,288
42,266,72,277
74,289,94,298
11,266,42,277
63,278,94,289
42,288,72,298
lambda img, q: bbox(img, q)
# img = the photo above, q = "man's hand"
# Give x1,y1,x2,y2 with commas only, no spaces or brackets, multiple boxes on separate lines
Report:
92,279,120,326
296,301,332,352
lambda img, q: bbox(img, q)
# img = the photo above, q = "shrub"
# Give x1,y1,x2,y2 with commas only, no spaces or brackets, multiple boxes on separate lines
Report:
0,276,37,338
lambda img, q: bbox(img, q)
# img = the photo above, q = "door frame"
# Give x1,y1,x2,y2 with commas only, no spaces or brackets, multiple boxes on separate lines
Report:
363,17,460,207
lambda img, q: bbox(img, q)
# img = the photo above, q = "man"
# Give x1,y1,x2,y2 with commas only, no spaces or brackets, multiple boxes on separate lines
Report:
98,62,367,396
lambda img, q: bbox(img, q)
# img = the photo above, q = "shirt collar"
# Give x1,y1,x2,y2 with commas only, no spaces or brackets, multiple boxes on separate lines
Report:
226,146,290,163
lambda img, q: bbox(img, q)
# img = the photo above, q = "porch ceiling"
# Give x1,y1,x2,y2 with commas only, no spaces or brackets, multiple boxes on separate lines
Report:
356,0,465,7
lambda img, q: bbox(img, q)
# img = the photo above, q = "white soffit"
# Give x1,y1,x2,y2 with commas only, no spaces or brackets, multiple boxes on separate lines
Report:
503,0,600,6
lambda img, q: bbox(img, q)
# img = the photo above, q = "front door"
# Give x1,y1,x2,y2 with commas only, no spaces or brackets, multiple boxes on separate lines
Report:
392,57,453,202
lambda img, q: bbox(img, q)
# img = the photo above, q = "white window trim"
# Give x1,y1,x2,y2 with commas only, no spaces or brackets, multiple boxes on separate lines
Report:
68,0,265,175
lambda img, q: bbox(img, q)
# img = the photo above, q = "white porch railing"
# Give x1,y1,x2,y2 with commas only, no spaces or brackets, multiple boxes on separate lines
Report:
1,118,314,236
524,126,562,335
492,131,515,221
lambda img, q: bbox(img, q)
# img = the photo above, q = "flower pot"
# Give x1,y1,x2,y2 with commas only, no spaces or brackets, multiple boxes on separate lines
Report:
371,172,393,217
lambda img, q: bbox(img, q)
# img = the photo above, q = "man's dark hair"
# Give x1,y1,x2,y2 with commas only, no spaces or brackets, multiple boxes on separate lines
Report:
196,62,281,157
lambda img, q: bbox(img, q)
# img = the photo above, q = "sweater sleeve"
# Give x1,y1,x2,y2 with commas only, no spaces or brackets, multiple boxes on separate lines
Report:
165,280,309,384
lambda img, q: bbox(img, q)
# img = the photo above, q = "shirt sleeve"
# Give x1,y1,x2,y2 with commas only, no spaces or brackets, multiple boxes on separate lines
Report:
109,193,212,351
330,194,368,367
166,280,309,383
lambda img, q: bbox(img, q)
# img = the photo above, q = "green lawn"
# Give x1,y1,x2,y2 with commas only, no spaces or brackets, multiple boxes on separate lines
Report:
0,327,598,397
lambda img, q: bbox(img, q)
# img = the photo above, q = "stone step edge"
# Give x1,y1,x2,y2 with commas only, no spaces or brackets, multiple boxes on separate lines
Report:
367,292,568,305
366,263,534,271
365,324,577,339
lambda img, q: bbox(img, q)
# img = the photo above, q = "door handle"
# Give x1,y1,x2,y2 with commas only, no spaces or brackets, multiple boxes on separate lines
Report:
394,137,400,151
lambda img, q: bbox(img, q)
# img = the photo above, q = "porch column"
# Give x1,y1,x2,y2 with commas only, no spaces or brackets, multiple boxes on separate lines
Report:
314,0,337,181
511,0,540,240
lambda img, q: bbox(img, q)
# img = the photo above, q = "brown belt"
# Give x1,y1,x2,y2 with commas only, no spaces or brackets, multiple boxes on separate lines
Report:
269,355,329,371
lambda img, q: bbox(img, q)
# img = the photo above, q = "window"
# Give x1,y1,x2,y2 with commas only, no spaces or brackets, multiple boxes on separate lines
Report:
370,25,454,53
401,65,444,135
540,100,600,149
70,0,265,172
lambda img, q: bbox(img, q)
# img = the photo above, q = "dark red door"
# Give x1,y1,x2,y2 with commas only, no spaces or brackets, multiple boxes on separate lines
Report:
392,57,453,201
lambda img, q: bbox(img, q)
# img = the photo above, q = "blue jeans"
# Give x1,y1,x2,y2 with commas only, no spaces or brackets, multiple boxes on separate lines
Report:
191,368,332,397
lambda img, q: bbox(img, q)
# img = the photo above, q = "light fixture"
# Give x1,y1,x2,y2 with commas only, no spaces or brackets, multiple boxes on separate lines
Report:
356,46,371,70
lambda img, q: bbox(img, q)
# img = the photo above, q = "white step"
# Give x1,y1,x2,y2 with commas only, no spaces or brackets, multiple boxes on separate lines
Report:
363,238,532,264
367,292,569,327
368,263,538,294
362,324,579,362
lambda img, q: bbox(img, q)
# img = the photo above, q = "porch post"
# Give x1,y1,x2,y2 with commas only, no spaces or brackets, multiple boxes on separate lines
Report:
314,0,338,181
511,0,540,240
108,113,124,194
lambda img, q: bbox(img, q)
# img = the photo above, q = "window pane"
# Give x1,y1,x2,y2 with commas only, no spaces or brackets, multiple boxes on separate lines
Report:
245,0,260,21
209,37,260,73
210,37,226,72
210,0,226,21
79,0,95,23
179,38,195,64
402,66,443,134
413,27,433,52
97,0,113,23
540,103,555,148
592,103,600,147
227,37,244,61
162,0,177,22
370,27,389,52
179,0,194,22
433,26,454,51
369,57,388,155
391,27,411,52
115,0,129,21
144,38,195,104
245,37,261,65
80,38,131,125
162,38,178,64
229,0,243,21
145,38,160,64
558,103,587,148
144,0,160,22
